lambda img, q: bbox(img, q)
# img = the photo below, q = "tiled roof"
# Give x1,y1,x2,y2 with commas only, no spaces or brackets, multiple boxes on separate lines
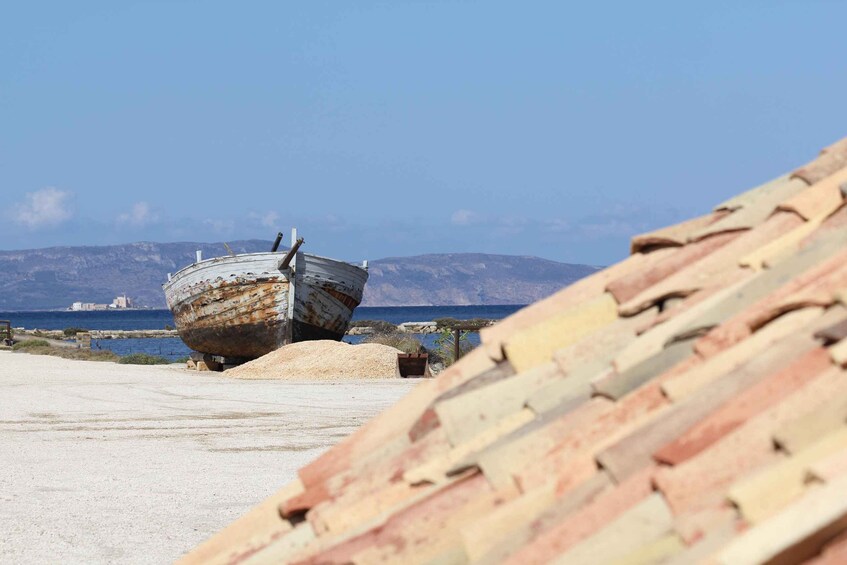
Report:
182,137,847,565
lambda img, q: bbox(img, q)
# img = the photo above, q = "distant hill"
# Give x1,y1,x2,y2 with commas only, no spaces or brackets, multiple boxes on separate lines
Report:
363,253,601,306
0,242,601,310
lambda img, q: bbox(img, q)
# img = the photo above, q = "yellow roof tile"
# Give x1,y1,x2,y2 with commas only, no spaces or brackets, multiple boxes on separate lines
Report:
806,444,847,484
551,494,674,565
739,215,826,270
460,482,556,562
716,474,847,565
609,533,685,565
774,396,847,454
434,361,560,447
830,337,847,367
728,427,847,524
503,292,618,372
403,407,534,486
778,167,847,220
480,249,673,358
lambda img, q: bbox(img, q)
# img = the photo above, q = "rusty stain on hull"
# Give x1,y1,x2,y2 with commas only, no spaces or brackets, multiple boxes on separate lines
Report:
163,251,367,359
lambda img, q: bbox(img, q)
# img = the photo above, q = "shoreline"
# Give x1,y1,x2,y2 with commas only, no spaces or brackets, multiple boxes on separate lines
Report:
13,318,497,340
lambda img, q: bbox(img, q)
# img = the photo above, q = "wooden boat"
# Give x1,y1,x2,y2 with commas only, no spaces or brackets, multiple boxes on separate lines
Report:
162,234,368,359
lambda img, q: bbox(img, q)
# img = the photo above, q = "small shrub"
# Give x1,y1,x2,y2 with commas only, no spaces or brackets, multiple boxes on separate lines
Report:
164,324,174,331
362,332,423,354
173,356,190,364
12,339,50,350
63,327,89,337
118,353,172,365
430,328,474,366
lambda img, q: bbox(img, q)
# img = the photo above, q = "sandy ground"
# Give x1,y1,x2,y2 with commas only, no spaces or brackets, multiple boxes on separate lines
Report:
0,351,418,564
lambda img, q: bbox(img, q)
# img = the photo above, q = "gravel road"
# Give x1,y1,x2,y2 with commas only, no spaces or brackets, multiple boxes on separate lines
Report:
0,351,418,564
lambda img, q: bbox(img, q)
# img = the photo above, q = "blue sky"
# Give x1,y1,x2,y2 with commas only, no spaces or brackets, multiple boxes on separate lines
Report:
2,1,846,264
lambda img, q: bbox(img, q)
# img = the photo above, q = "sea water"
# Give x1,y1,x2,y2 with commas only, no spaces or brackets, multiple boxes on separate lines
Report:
0,305,525,361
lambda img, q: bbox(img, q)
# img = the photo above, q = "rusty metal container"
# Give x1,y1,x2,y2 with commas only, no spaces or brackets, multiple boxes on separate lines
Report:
396,353,431,378
162,250,368,359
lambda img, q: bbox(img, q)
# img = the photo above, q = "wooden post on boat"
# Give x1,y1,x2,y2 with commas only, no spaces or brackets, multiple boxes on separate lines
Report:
271,232,283,252
279,237,305,270
282,228,303,345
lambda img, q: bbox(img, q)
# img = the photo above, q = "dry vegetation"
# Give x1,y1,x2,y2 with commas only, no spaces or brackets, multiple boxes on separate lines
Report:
361,332,423,354
11,341,119,362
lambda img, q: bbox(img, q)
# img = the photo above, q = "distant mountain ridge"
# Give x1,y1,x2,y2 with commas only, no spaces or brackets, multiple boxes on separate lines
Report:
0,241,601,310
364,253,600,306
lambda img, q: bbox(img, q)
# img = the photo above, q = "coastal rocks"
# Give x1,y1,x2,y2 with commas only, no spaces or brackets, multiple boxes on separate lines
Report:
14,328,179,340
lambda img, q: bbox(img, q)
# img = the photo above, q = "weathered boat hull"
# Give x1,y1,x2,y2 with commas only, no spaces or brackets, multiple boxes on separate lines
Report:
162,251,368,359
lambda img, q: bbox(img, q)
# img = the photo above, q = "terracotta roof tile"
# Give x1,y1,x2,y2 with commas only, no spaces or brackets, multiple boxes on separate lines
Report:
610,532,685,565
459,481,557,562
550,493,675,565
502,292,618,372
800,202,847,247
654,365,847,515
660,307,822,402
515,385,667,493
629,210,730,253
728,427,847,524
475,471,613,565
716,475,847,565
595,330,811,482
814,313,847,344
593,338,693,400
830,338,847,367
792,137,847,185
804,531,847,565
608,230,741,304
774,395,847,455
695,176,807,239
655,347,832,466
479,251,662,358
618,210,804,316
433,361,558,447
185,136,847,564
806,442,847,484
778,167,847,220
695,247,847,358
662,522,739,565
503,466,655,564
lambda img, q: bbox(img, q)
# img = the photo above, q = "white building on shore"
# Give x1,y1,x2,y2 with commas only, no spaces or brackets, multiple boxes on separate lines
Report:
69,295,133,311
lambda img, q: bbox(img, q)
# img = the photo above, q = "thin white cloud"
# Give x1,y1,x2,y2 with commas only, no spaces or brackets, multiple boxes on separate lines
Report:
12,187,74,229
248,210,280,229
451,209,478,226
203,218,235,234
542,218,571,233
116,202,159,227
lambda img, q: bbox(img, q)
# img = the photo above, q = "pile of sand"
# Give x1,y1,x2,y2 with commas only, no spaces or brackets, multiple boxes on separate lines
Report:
225,340,403,380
